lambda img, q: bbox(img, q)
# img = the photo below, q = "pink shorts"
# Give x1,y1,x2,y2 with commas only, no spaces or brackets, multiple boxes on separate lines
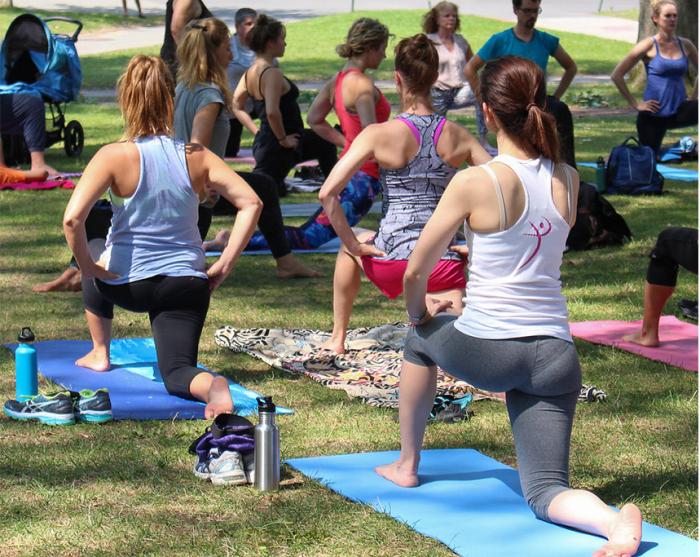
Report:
360,257,466,299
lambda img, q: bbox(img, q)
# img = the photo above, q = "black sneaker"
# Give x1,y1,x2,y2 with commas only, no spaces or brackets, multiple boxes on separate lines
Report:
3,391,75,425
678,299,698,321
69,389,113,423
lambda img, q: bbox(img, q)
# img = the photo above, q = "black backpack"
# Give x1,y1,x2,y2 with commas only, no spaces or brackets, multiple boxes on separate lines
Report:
567,181,633,250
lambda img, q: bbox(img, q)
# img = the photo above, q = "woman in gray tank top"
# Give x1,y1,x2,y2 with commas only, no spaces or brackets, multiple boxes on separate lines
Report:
63,55,262,419
377,56,643,557
318,34,490,354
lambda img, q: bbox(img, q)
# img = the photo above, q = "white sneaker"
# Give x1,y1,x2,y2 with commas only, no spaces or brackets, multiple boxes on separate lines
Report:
193,448,220,480
242,451,255,484
209,450,248,486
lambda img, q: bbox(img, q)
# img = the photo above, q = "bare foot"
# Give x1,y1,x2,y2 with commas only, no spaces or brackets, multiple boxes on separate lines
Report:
204,376,233,419
276,254,322,279
24,168,48,182
593,503,642,557
320,336,346,355
375,460,419,488
75,348,110,372
37,165,60,178
622,330,660,348
33,268,82,293
203,229,230,252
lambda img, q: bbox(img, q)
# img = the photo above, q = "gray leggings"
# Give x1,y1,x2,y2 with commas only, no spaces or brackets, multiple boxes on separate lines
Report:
403,314,582,521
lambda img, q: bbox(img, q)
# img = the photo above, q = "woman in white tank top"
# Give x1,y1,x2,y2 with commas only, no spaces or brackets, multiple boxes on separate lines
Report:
376,56,643,557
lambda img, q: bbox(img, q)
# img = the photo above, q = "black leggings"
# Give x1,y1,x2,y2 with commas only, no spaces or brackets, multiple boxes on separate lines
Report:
637,100,698,153
210,170,293,259
252,128,337,195
647,226,698,287
546,95,576,168
82,275,211,400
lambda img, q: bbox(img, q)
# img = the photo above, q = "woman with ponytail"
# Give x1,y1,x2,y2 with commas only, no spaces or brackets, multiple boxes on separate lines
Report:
612,0,697,153
318,34,489,354
64,55,262,418
225,17,391,254
232,14,338,197
176,17,319,279
376,56,643,557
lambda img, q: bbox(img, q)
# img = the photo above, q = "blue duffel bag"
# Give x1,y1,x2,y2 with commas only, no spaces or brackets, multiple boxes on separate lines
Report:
606,136,664,195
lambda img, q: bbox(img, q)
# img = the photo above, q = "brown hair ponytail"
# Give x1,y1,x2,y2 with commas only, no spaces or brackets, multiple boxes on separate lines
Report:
480,56,559,162
394,34,438,109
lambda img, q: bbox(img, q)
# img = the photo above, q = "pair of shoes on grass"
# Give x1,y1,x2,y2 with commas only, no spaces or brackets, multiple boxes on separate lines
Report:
194,449,254,486
3,389,112,425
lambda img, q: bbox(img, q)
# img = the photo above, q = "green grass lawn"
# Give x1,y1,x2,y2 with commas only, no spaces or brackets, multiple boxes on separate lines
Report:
79,10,633,90
0,6,161,37
0,9,698,557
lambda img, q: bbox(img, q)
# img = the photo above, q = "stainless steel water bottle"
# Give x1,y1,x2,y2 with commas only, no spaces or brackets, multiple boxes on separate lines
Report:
254,396,280,491
15,327,38,401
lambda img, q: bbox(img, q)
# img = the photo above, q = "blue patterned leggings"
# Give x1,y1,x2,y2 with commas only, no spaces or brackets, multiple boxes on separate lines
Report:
246,170,381,251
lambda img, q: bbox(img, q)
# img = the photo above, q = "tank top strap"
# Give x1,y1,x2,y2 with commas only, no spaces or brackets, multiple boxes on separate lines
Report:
677,37,687,57
395,116,422,146
556,163,576,227
334,68,361,119
481,162,507,232
652,37,661,55
432,117,447,147
257,66,274,100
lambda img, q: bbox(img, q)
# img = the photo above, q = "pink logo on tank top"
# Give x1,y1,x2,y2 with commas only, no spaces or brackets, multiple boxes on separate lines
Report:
518,217,552,270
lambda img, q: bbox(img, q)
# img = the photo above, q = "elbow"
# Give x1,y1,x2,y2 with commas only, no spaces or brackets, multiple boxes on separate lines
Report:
318,187,331,205
569,62,578,77
62,213,81,233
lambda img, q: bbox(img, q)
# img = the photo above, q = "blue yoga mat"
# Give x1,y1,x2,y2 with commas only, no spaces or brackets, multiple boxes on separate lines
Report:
579,161,698,182
207,236,342,257
280,201,381,218
287,449,697,557
6,338,292,420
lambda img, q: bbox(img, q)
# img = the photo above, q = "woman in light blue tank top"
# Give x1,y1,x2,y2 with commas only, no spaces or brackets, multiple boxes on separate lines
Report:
378,56,645,557
611,0,697,152
318,34,489,354
63,55,262,419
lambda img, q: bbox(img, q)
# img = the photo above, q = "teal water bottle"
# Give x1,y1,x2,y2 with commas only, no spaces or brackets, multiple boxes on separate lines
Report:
595,156,607,193
15,327,38,401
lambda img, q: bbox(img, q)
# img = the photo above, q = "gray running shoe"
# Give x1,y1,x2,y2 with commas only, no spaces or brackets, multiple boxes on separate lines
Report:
3,391,75,425
70,389,113,423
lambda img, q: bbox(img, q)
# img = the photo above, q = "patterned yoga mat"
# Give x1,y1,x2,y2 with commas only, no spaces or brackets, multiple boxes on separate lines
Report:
215,322,503,408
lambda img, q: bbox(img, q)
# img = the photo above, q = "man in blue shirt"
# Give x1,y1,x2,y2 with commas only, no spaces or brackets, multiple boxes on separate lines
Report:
465,0,578,166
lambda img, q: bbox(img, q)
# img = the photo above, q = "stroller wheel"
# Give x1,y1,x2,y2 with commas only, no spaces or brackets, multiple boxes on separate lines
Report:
64,120,84,157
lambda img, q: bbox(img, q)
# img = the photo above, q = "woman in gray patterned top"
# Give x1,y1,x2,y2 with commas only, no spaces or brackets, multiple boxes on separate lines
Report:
319,34,490,354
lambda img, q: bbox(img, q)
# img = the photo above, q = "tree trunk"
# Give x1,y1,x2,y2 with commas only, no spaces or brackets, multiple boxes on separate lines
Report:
0,0,14,7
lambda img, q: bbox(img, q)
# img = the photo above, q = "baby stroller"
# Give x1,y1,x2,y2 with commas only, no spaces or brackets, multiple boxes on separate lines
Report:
0,13,84,165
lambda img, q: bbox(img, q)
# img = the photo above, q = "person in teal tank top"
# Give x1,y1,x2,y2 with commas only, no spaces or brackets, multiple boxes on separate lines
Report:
611,0,698,153
63,55,262,419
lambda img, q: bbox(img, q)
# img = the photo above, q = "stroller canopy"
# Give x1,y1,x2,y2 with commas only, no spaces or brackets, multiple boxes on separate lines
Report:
0,13,82,102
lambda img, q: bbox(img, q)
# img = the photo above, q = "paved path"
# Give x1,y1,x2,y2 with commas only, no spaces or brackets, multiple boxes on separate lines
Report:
13,0,639,57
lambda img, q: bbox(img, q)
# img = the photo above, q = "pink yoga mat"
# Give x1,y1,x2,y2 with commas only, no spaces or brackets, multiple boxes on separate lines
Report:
0,179,75,191
570,316,698,372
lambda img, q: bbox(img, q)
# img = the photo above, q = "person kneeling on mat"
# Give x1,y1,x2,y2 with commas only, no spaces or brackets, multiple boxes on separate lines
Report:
376,56,643,557
63,55,262,419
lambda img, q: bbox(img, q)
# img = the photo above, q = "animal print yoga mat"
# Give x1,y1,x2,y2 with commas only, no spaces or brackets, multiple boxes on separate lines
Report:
215,322,502,407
